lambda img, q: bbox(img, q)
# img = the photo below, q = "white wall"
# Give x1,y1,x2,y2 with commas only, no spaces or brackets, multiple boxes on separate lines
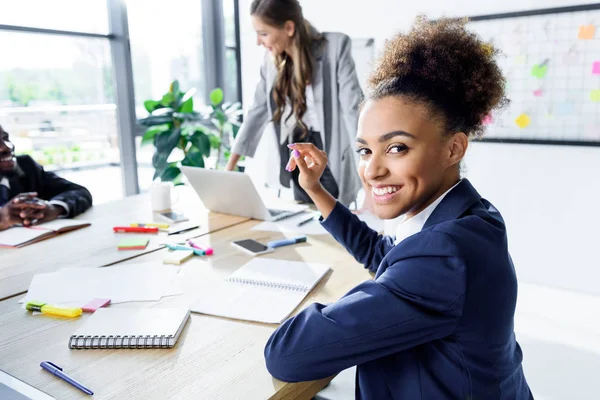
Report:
238,0,600,295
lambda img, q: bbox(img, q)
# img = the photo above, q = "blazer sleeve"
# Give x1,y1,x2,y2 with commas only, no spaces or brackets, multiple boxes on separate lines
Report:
231,53,271,158
321,202,394,272
264,230,467,382
25,157,93,217
336,35,363,148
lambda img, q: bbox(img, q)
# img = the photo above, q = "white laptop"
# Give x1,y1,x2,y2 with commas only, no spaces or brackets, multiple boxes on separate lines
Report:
181,166,309,221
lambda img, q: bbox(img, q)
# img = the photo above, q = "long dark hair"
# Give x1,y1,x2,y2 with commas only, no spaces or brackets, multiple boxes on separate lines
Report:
251,0,324,138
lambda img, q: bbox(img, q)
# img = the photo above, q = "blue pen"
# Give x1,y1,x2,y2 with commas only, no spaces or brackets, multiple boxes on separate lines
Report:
40,361,93,395
166,244,205,256
267,235,308,249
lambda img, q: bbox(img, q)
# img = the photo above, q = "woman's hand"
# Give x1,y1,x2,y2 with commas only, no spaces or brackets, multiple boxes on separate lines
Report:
285,143,337,219
285,143,328,194
225,153,242,172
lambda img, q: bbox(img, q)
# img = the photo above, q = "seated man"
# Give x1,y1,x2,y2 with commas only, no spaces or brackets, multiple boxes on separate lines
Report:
0,125,93,231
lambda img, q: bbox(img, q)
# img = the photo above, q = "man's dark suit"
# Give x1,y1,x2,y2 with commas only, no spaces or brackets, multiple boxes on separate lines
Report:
3,155,92,218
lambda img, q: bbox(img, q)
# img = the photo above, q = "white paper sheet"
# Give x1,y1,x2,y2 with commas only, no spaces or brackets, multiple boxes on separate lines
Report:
21,262,180,304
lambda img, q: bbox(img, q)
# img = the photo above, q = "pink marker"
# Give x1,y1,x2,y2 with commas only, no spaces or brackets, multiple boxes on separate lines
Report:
187,240,214,255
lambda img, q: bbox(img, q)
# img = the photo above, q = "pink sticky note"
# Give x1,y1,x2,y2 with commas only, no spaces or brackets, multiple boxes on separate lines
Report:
533,89,543,97
482,114,493,125
593,61,600,75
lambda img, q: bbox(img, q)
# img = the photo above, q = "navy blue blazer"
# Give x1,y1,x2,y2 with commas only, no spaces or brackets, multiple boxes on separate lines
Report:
5,155,92,218
265,179,533,399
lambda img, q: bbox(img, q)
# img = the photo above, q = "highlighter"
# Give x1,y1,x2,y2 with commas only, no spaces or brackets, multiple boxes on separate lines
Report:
26,301,82,318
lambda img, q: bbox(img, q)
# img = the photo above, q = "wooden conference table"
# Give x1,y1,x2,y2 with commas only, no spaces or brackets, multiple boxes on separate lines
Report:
0,197,373,399
0,187,249,301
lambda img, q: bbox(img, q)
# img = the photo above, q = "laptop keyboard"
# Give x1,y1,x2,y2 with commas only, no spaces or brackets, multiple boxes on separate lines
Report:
268,209,287,217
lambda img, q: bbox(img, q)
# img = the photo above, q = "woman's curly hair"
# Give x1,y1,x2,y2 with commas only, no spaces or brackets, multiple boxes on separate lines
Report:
367,16,508,138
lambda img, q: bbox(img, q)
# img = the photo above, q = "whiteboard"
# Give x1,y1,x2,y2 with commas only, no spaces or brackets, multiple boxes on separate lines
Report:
467,6,600,144
351,38,375,93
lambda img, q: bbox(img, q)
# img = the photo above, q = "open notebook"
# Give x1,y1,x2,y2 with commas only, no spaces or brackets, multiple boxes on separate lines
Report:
191,259,331,324
0,219,90,247
69,308,190,349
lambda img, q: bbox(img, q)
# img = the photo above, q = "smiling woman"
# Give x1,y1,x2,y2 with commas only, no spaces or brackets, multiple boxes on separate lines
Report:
265,16,533,400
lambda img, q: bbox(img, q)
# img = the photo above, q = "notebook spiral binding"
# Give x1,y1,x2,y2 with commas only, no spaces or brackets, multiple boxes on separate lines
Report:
227,277,308,292
68,334,175,349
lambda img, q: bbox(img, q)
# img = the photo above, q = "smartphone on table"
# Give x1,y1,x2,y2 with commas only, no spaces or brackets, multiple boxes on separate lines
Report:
158,211,189,223
231,239,273,256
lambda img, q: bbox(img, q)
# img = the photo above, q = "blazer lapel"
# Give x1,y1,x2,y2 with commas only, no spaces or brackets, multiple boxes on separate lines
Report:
311,41,327,150
423,179,482,229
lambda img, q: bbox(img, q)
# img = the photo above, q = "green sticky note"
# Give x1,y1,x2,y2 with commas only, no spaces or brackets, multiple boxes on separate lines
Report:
118,238,150,250
590,89,600,102
531,64,548,79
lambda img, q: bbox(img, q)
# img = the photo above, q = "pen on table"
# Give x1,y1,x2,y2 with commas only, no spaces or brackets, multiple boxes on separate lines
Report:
267,235,307,249
166,244,205,256
187,239,214,255
296,215,315,227
26,301,82,318
40,361,93,395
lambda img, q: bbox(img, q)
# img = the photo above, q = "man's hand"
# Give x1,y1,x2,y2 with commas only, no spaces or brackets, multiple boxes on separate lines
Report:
0,192,46,230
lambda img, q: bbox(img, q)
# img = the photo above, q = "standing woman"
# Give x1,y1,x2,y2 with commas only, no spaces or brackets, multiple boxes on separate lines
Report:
226,0,363,206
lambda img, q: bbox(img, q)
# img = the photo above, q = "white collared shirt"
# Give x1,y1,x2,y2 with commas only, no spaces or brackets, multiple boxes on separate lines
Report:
394,180,462,245
0,176,69,216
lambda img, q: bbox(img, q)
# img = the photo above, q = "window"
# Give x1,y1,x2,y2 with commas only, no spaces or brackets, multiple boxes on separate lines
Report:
224,0,242,104
0,30,122,204
127,0,206,191
0,0,109,34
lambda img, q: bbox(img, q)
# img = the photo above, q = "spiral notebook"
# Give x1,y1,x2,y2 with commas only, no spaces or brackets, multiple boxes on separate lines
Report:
68,308,190,349
191,259,331,324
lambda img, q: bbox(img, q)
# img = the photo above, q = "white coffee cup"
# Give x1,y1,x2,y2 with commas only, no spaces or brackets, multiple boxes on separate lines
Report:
150,181,173,212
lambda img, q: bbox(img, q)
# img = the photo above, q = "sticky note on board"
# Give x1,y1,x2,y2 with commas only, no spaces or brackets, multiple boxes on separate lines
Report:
578,25,595,40
163,250,194,265
531,64,548,78
482,114,493,125
117,238,149,250
533,89,543,97
482,44,493,55
590,90,600,102
593,61,600,75
515,114,531,128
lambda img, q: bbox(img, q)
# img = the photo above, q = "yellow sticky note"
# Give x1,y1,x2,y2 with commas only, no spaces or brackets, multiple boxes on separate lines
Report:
590,89,600,102
514,55,526,65
578,25,595,40
515,114,531,129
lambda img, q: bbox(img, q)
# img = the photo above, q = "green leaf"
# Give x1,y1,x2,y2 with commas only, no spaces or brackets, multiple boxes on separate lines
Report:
160,165,181,182
141,125,169,146
161,92,175,107
208,133,221,149
231,123,240,139
170,80,180,96
180,96,194,113
182,151,205,168
209,88,224,106
154,128,181,155
213,109,227,124
137,114,173,127
190,130,211,156
172,173,185,186
180,88,196,104
152,152,170,179
144,100,161,113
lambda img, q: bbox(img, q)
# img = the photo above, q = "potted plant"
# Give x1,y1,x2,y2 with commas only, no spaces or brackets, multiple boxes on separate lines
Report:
204,88,243,169
138,80,213,184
